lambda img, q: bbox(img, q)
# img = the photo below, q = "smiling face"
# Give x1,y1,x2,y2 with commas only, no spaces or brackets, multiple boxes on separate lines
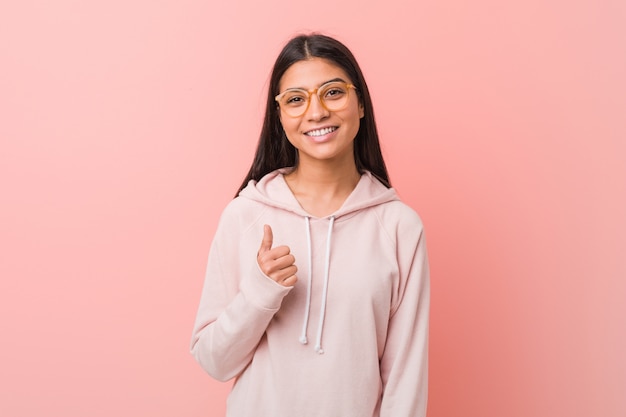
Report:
277,58,364,167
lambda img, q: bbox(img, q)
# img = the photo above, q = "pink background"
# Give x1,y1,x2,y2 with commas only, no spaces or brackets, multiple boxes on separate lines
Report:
1,0,624,416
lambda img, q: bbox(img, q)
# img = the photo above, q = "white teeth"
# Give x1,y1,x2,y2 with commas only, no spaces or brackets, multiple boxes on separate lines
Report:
306,127,337,137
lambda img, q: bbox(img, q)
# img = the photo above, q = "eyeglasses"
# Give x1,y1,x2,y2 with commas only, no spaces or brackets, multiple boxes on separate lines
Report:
275,81,357,118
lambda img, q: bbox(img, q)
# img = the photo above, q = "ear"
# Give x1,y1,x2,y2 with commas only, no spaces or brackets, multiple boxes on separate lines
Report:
277,104,284,123
359,101,365,119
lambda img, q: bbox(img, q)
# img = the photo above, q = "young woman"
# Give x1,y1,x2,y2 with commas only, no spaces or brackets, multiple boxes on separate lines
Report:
191,33,430,417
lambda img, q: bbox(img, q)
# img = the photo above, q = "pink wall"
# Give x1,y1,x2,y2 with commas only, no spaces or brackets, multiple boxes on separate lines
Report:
1,0,624,416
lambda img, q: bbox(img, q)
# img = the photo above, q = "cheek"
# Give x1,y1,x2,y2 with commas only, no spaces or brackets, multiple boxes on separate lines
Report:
280,120,302,145
281,118,297,134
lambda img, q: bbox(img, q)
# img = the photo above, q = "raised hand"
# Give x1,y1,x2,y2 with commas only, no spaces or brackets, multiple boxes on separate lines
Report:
257,224,298,287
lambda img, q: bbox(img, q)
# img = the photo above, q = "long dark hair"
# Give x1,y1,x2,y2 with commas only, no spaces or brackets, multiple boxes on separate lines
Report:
236,33,391,195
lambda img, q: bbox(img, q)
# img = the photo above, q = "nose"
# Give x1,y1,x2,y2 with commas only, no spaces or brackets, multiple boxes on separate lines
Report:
306,92,329,120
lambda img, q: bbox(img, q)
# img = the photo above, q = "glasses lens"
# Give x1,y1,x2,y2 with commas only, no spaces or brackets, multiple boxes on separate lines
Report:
319,82,350,112
278,90,309,117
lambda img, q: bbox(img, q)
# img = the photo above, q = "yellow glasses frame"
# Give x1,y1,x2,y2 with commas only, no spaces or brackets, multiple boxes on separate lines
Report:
275,81,357,118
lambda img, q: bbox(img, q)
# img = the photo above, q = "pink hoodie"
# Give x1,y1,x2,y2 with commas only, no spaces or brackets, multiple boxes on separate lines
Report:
191,168,429,417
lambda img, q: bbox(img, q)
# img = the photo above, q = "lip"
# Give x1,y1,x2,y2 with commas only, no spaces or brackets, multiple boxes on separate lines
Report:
303,126,338,143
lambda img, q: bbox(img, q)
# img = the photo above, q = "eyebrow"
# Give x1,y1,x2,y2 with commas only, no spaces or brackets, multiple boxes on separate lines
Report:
283,77,348,91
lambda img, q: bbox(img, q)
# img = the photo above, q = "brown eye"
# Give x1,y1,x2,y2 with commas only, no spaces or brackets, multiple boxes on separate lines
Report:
324,88,346,99
286,96,305,105
282,90,308,107
321,83,348,101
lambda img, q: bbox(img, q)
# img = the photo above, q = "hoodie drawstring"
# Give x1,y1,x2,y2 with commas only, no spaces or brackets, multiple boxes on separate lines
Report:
299,216,335,354
300,217,313,345
315,215,335,354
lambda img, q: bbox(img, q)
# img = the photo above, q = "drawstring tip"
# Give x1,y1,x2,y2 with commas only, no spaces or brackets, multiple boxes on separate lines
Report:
315,346,324,354
299,336,308,345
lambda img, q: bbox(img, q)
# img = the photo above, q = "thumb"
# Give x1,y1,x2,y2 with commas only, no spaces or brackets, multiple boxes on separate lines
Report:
259,224,273,254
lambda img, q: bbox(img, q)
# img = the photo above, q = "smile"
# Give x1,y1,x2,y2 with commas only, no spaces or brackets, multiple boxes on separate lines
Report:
305,127,337,137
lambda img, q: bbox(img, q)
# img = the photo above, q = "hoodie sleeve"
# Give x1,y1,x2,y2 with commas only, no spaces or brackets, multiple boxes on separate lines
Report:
379,211,430,417
190,201,292,381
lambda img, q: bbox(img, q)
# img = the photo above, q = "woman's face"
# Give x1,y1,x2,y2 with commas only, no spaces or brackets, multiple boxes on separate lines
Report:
277,58,364,167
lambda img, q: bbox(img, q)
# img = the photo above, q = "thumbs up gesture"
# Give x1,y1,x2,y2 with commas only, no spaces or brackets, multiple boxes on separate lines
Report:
257,224,298,287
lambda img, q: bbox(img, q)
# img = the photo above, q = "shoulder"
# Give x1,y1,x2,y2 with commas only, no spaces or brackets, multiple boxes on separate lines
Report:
376,198,424,230
371,198,426,251
216,196,268,234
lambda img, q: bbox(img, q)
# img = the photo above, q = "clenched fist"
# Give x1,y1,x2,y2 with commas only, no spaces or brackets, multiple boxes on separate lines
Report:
257,224,298,287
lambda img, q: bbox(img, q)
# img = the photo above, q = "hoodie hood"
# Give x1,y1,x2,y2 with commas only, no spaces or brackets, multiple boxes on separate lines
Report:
238,168,400,219
238,168,400,354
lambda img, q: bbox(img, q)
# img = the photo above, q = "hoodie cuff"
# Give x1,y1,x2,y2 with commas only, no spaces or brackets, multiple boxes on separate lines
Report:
239,263,293,311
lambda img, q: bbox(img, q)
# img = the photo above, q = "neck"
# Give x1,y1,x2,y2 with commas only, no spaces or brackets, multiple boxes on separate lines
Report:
284,158,361,217
288,159,360,194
